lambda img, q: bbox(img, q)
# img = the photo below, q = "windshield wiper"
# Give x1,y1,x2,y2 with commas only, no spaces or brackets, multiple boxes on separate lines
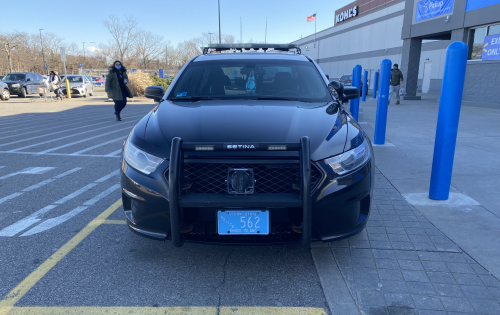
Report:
169,97,217,101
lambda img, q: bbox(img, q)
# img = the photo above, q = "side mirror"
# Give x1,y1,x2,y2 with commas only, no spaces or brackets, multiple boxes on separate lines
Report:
27,78,31,82
145,86,165,102
325,74,330,80
343,86,360,100
328,81,344,99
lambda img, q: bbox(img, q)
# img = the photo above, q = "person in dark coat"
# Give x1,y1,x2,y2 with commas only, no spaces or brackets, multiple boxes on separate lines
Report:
105,60,133,121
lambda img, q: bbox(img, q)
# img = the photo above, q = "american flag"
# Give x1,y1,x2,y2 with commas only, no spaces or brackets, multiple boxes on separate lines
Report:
307,14,316,22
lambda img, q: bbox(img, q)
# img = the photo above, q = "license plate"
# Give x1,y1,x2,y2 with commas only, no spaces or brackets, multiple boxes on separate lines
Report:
217,210,269,235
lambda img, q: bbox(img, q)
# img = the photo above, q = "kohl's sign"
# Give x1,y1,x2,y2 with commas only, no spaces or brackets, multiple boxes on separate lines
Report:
415,0,454,22
336,6,358,24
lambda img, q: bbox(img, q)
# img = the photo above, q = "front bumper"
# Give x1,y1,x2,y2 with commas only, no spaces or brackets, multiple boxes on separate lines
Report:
120,139,374,246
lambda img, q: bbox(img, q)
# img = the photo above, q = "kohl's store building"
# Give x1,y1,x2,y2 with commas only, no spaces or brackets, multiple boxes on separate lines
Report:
292,0,500,108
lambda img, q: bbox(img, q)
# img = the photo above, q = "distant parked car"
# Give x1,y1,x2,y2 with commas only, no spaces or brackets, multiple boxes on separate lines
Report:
339,74,365,96
0,75,5,81
1,81,10,101
92,76,105,85
2,72,45,97
60,75,94,97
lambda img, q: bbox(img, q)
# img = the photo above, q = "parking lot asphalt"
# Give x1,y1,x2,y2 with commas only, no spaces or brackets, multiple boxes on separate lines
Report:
1,98,499,315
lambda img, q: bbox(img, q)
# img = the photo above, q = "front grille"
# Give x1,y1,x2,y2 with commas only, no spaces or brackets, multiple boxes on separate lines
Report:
179,162,322,194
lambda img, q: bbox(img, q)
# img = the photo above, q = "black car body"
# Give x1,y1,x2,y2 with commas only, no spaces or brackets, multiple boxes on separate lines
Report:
1,81,10,101
120,44,374,247
2,72,45,97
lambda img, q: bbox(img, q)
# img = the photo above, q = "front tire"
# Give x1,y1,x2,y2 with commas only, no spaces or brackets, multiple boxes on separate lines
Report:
19,87,27,98
1,89,10,101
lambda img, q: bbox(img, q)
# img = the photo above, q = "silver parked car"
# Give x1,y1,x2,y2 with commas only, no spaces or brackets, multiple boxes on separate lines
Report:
60,75,94,97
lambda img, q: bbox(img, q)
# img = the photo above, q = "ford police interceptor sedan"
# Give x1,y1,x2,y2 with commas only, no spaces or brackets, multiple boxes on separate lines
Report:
120,44,374,247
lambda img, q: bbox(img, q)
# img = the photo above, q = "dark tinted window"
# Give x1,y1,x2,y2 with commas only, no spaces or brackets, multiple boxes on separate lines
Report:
4,73,26,81
168,59,331,103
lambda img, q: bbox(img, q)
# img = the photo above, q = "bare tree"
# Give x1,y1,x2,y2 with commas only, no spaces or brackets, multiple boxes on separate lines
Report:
103,15,139,63
0,33,20,73
135,30,165,69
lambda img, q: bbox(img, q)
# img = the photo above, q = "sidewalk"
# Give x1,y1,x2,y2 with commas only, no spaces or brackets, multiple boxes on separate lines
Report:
319,97,500,315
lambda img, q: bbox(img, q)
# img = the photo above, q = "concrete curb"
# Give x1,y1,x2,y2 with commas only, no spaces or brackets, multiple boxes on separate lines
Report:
311,247,360,315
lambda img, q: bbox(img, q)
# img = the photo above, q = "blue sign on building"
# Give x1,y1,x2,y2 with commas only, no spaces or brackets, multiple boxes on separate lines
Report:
466,0,500,11
158,69,164,78
79,63,83,68
132,69,137,73
415,0,454,22
482,34,500,61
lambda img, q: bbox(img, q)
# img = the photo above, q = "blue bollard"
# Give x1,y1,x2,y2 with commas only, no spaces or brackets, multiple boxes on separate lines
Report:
372,71,379,99
429,42,468,200
362,70,368,101
350,65,362,121
373,60,392,145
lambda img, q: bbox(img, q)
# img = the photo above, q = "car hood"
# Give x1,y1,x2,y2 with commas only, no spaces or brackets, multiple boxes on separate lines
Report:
137,100,349,161
2,80,24,85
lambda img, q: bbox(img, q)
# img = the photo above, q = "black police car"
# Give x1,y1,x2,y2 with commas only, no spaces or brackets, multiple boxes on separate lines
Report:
2,72,45,98
121,44,374,247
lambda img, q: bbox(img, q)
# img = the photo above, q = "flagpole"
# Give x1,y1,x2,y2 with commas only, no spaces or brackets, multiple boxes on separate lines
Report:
314,12,317,48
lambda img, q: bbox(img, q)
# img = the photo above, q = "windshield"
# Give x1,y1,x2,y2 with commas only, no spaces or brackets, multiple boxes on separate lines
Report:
168,59,332,103
67,76,83,83
341,75,352,80
3,74,26,81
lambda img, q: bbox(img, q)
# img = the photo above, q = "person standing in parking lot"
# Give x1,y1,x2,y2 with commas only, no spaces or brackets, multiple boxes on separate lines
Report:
388,64,404,105
49,71,64,100
105,60,133,121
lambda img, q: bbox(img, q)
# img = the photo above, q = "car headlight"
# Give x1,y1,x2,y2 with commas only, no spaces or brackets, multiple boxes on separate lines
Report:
324,140,370,175
78,84,84,88
123,141,164,175
11,84,20,87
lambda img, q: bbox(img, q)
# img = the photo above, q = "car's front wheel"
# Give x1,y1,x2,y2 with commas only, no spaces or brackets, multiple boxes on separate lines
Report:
0,89,10,101
19,87,27,98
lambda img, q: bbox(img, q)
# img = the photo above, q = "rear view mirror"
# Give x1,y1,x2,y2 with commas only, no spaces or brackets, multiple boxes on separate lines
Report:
328,81,344,99
343,87,360,100
145,86,165,102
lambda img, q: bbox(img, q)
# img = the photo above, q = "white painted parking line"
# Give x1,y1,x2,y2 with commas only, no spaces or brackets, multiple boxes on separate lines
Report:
0,151,121,158
21,184,121,236
0,107,148,133
104,149,123,157
0,114,143,149
0,112,141,140
0,167,56,180
0,107,109,128
69,136,127,155
95,170,119,182
0,170,119,237
8,122,137,152
21,168,82,192
36,128,133,154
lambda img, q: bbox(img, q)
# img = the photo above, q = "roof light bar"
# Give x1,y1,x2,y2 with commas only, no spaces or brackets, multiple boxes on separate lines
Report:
202,43,301,55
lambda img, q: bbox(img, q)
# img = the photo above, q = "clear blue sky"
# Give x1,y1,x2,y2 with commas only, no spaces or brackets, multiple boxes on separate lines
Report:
1,0,352,49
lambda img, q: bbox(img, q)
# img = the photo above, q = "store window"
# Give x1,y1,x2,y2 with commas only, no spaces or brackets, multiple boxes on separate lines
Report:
468,24,500,60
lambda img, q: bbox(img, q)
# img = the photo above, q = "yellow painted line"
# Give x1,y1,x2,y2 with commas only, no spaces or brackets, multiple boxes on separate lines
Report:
102,219,126,224
220,307,327,315
2,306,326,315
4,306,217,315
0,199,123,315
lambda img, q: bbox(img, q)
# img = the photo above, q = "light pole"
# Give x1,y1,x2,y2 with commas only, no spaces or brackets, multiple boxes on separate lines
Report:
39,29,47,75
89,42,96,72
218,0,221,44
208,32,214,45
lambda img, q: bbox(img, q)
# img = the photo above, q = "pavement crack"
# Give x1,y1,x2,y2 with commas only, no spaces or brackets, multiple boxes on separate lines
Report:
216,246,235,315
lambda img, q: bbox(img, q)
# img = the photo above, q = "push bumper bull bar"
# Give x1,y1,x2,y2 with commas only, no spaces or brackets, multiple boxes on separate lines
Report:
168,137,312,248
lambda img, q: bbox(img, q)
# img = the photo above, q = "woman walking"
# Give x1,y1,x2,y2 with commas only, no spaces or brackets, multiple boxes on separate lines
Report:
105,60,132,121
49,71,64,100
